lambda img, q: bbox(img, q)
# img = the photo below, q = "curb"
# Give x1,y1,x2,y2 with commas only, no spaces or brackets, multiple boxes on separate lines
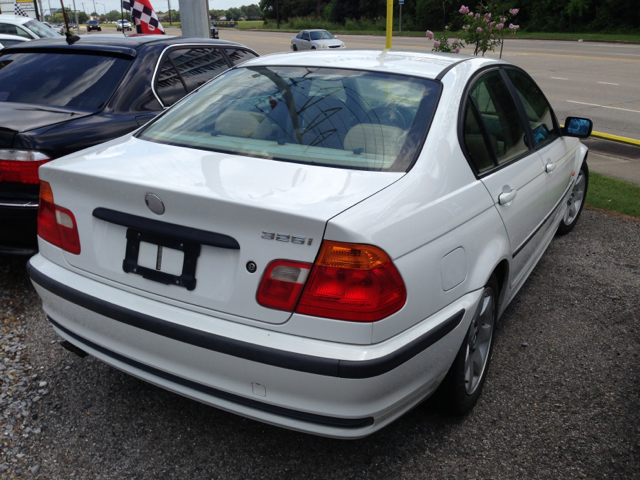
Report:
590,131,640,147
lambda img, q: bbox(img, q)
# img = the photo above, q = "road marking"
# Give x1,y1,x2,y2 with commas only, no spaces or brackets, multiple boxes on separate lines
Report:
566,100,640,114
509,51,640,62
551,77,568,80
597,81,619,85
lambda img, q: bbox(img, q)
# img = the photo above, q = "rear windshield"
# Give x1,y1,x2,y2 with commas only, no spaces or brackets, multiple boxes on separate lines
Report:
138,66,440,172
24,20,60,38
0,52,131,110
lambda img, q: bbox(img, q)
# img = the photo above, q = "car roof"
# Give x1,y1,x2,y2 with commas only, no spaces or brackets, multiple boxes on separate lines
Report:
245,50,498,80
1,35,244,57
0,14,32,25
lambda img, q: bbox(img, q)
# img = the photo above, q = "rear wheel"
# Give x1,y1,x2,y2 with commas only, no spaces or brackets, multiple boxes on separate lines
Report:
557,161,588,236
311,46,316,50
436,275,498,414
292,44,297,51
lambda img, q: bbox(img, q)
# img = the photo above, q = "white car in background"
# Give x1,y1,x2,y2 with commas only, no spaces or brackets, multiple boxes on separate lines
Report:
291,29,345,50
0,14,60,39
116,19,132,31
28,50,591,438
0,32,30,48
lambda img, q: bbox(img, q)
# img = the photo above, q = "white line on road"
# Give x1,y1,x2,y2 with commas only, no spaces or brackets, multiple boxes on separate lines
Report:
566,100,640,114
551,77,568,80
597,81,619,85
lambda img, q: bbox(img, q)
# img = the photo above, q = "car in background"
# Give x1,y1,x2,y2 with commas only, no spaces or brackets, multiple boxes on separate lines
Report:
42,21,64,34
86,20,101,32
116,19,132,31
26,50,591,438
210,23,218,39
291,29,345,51
0,14,61,39
0,33,29,49
0,35,258,255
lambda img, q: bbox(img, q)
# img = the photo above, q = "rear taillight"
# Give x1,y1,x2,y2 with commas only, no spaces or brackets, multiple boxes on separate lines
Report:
37,181,81,254
256,260,312,311
256,241,407,322
296,241,406,322
0,150,50,184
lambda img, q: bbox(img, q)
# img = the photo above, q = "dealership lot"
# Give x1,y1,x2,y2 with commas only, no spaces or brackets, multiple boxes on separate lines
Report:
1,210,638,478
1,28,639,478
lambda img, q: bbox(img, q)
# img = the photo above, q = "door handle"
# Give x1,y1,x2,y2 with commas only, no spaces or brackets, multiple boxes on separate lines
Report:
546,161,556,173
498,188,517,205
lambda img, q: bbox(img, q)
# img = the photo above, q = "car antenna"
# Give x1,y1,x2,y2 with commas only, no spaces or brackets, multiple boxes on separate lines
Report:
121,0,127,37
60,0,80,44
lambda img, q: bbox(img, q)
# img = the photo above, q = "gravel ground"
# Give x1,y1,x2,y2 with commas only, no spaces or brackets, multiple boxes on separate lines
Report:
1,209,639,479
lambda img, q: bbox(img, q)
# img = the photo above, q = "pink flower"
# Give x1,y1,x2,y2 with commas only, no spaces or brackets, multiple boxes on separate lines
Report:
489,21,495,27
477,27,483,32
501,17,506,23
490,34,495,38
509,8,519,15
475,13,481,18
496,23,504,30
426,30,434,39
485,13,492,18
434,40,441,48
468,12,473,16
445,25,449,30
455,47,460,53
459,5,470,14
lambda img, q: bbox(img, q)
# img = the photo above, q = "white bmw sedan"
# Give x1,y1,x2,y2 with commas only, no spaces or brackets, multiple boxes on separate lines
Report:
28,50,591,439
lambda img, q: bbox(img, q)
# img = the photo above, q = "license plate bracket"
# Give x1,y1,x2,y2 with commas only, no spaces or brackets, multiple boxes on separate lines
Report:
122,228,201,291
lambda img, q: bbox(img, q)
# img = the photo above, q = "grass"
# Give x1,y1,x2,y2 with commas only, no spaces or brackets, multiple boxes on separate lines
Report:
586,172,640,219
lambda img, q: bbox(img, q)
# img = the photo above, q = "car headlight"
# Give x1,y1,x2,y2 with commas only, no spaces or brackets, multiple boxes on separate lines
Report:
342,43,346,48
318,44,329,49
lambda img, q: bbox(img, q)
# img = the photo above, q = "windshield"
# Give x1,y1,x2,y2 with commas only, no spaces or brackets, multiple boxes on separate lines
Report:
24,20,60,38
138,66,440,172
0,52,131,110
310,30,334,40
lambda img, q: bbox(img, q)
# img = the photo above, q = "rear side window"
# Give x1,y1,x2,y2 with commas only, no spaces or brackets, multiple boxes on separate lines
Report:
24,20,59,38
469,70,528,165
0,52,131,110
506,69,558,146
0,23,31,38
224,48,257,65
139,66,440,172
156,47,230,106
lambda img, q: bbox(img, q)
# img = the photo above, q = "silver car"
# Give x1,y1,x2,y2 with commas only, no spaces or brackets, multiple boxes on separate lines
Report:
291,29,345,51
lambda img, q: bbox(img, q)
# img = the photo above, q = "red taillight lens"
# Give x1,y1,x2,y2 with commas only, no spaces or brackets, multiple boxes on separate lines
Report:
37,181,81,254
0,150,50,184
296,241,406,322
256,260,312,311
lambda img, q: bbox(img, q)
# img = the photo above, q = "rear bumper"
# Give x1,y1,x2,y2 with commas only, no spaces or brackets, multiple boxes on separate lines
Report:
28,254,481,438
0,203,38,255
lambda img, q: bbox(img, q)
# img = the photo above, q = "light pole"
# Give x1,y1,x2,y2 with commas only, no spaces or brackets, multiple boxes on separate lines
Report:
96,2,105,15
168,0,172,25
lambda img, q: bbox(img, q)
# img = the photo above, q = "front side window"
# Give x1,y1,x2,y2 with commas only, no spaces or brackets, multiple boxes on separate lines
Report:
0,23,31,38
469,70,529,165
506,69,558,146
296,32,303,39
310,30,335,40
302,32,310,40
139,66,440,172
0,52,131,109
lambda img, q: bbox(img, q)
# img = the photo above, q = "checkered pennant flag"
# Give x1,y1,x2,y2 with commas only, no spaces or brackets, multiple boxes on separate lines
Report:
122,0,165,35
14,1,29,17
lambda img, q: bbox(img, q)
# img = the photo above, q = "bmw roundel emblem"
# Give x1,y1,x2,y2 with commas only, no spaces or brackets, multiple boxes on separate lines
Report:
145,193,165,215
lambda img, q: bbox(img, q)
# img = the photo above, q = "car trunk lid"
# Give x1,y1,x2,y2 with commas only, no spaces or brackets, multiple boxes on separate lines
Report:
41,136,402,324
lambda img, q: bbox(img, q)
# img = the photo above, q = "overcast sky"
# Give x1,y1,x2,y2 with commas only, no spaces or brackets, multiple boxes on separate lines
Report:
58,0,255,14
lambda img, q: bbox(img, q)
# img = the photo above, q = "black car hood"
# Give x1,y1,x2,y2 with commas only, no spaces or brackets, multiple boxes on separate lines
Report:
0,103,93,133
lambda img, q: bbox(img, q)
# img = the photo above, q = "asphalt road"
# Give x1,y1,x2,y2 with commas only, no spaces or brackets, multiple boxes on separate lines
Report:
1,209,639,478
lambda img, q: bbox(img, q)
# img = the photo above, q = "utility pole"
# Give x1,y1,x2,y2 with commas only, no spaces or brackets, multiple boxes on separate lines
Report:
399,0,403,33
47,0,52,21
71,0,79,26
92,0,96,16
275,0,279,28
168,0,172,25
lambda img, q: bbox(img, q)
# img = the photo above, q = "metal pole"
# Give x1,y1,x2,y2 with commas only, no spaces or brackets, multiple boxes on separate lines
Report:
34,0,40,20
385,0,392,49
47,0,52,21
71,0,78,27
399,3,402,33
275,0,279,29
92,0,95,16
168,0,172,25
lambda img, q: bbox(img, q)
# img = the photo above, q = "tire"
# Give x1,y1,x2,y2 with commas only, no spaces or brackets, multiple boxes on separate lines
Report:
436,274,499,414
311,46,316,50
556,161,589,236
292,44,297,51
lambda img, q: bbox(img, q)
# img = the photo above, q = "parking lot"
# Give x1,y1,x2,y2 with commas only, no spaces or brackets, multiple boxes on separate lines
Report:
1,27,640,479
2,209,638,478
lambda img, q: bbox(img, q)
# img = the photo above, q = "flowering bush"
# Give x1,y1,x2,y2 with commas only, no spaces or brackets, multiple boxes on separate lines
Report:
427,2,520,57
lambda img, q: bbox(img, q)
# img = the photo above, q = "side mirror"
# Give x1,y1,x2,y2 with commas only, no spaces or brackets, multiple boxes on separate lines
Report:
563,117,593,138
